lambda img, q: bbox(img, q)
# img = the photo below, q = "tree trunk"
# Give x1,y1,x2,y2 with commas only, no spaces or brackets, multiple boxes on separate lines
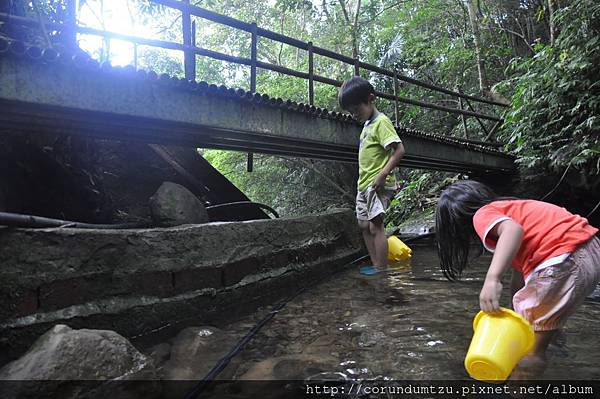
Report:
547,0,556,45
465,0,488,93
352,0,361,59
337,0,361,59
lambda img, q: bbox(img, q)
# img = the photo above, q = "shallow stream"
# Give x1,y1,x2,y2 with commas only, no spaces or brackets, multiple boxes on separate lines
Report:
157,244,600,397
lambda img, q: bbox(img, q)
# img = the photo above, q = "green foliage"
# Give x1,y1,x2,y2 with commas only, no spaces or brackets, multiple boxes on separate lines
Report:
500,0,600,182
385,171,454,228
137,48,184,77
203,150,286,209
202,150,356,216
372,0,510,136
1,1,67,46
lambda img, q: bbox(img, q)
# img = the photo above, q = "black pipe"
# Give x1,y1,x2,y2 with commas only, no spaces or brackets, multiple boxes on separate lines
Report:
206,201,279,219
183,288,302,399
0,211,149,229
0,201,280,229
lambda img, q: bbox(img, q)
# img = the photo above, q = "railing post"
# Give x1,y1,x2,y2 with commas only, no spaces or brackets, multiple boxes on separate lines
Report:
192,20,196,47
250,22,257,92
485,119,502,142
307,41,314,105
457,87,469,139
182,0,195,80
63,0,77,50
247,151,254,173
248,22,258,172
354,58,360,76
464,97,490,137
393,70,400,125
133,43,138,68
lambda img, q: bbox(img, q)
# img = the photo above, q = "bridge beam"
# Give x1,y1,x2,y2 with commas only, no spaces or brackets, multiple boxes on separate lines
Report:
0,54,515,174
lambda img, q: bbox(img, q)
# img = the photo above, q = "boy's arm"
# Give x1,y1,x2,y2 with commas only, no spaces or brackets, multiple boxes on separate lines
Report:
371,142,405,191
480,219,523,313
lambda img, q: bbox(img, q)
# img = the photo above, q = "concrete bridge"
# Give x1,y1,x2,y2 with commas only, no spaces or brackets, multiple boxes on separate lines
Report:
0,42,515,176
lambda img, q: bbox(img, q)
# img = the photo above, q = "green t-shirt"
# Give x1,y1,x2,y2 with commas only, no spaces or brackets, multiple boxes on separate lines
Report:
357,113,402,192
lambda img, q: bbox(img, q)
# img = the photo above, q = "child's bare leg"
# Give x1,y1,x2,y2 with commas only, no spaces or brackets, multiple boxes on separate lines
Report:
369,215,388,268
359,220,376,265
511,330,557,380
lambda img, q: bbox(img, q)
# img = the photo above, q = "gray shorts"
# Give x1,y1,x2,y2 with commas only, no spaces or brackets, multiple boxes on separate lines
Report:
356,187,396,221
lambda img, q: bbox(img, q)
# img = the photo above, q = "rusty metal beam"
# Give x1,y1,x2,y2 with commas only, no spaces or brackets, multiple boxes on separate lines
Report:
0,54,515,175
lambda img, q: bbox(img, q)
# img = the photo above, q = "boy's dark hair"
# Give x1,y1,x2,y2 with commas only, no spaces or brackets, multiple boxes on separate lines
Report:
436,180,514,280
338,76,375,110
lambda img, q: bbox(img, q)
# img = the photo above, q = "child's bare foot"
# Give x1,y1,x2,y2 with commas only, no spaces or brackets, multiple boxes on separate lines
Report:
507,355,548,398
509,354,548,381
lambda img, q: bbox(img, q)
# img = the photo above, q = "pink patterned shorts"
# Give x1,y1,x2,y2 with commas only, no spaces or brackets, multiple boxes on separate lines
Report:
513,236,600,331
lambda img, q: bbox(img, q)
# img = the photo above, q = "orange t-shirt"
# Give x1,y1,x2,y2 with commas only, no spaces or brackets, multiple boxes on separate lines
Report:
473,200,598,277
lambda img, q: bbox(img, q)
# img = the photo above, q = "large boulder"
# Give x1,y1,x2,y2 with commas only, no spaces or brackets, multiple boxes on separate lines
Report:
149,181,209,226
239,354,338,380
0,324,160,399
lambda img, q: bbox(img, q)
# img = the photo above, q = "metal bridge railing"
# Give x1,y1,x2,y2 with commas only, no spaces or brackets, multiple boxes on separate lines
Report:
0,0,508,134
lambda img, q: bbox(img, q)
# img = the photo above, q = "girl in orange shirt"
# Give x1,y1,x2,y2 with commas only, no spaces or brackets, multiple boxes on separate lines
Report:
436,180,599,378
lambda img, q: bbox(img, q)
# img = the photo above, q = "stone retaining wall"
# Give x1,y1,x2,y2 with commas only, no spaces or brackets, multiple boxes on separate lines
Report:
0,209,363,366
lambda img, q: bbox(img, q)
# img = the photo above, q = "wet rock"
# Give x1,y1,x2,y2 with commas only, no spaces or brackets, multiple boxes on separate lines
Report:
239,358,277,380
274,358,325,379
146,342,171,369
240,354,337,380
394,210,435,236
288,330,301,339
348,314,375,333
161,326,239,399
286,342,304,354
149,181,208,226
588,283,600,302
0,324,159,399
382,323,417,338
261,328,278,338
356,330,387,348
303,335,337,355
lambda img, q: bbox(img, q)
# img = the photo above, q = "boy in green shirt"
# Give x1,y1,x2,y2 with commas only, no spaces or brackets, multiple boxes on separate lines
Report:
339,77,405,275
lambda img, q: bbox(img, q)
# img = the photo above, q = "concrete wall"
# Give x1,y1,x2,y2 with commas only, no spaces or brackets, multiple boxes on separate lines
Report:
0,209,364,366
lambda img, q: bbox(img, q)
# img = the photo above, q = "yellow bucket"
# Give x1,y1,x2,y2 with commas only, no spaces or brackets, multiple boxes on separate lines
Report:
465,308,534,382
387,236,412,262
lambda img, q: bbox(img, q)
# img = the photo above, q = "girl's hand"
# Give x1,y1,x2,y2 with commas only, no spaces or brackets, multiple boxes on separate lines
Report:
479,277,503,312
478,219,523,313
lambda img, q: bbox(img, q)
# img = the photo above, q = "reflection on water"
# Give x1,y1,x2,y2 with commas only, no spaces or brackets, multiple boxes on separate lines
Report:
204,246,600,381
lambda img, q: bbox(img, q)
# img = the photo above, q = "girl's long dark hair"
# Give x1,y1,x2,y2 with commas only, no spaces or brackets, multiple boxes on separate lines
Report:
435,180,504,280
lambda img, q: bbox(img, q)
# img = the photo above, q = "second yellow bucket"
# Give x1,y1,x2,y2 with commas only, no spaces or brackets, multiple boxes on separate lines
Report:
464,308,534,382
387,236,412,262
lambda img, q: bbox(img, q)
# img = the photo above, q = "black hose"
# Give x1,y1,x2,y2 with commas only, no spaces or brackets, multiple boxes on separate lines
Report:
205,201,280,218
0,211,149,229
0,201,281,228
183,287,305,399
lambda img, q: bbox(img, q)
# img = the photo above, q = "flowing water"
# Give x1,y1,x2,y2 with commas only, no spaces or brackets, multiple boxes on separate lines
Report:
168,244,600,397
